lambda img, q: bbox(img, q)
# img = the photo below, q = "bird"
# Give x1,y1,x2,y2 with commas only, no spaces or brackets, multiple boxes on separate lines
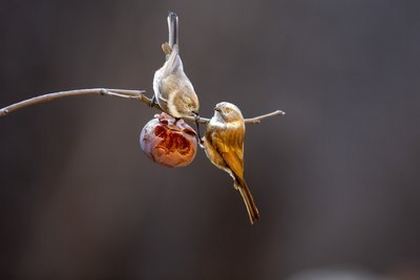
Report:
202,102,260,224
152,11,200,120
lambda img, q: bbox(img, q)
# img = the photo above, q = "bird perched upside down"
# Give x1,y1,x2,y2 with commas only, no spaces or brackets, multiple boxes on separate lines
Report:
153,12,200,120
202,102,260,224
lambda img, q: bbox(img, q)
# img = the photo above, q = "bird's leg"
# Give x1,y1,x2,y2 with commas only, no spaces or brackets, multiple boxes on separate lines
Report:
195,121,203,144
193,113,203,144
150,95,157,108
174,117,181,124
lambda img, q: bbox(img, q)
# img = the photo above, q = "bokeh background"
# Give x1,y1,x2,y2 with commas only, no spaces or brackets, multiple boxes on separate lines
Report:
1,1,420,279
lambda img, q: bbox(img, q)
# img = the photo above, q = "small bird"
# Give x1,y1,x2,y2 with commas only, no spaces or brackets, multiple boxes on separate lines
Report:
202,102,260,224
153,12,200,120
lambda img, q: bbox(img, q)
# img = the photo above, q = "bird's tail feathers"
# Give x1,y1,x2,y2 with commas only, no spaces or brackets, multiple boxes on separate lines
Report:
167,11,179,48
235,177,260,224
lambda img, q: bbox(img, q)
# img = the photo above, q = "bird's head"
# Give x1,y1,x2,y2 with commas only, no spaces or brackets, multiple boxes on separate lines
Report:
214,102,244,122
169,92,200,118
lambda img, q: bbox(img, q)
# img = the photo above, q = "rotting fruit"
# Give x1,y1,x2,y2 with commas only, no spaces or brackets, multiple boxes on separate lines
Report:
140,113,198,167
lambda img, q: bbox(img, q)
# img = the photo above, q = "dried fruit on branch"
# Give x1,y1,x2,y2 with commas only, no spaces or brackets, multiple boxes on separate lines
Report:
139,113,197,167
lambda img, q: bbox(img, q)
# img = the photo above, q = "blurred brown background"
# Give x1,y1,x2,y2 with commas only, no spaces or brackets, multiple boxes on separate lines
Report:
1,1,420,279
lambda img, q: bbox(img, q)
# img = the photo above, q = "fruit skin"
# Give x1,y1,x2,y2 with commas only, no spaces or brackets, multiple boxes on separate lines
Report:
139,113,198,167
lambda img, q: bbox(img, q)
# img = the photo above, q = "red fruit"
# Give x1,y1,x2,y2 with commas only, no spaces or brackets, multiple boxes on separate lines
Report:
140,113,198,167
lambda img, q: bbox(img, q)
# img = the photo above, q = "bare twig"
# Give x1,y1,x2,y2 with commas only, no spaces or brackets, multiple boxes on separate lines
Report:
244,110,286,124
0,88,147,117
181,110,285,124
0,88,285,123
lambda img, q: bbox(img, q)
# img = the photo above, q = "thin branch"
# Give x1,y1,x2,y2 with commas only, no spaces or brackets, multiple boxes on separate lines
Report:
181,110,285,124
0,88,147,117
0,88,285,123
244,110,286,124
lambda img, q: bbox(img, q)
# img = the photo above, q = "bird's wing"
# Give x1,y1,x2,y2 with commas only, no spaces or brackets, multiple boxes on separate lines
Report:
153,69,168,104
162,45,181,76
211,124,245,179
202,135,226,170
